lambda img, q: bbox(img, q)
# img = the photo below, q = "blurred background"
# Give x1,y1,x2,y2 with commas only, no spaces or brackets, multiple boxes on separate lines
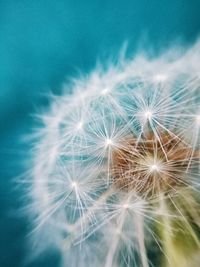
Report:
0,1,200,266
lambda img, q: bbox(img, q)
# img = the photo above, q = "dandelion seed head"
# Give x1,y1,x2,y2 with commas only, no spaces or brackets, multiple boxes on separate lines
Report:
28,42,200,267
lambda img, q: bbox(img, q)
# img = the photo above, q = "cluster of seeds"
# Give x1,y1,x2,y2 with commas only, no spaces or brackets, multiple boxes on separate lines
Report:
30,48,200,267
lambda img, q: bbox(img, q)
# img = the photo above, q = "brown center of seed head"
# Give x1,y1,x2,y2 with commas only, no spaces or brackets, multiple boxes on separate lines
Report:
110,131,198,197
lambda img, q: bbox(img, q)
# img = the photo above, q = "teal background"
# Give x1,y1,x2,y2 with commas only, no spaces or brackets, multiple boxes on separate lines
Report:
0,1,200,266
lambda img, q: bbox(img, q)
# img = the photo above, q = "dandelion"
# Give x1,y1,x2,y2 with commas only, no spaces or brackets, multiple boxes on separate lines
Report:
28,43,200,267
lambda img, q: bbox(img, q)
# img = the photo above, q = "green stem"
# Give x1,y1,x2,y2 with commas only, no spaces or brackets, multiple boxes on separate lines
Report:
158,193,200,267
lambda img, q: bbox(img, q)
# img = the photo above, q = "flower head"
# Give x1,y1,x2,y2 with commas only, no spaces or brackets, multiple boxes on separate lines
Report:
29,44,200,267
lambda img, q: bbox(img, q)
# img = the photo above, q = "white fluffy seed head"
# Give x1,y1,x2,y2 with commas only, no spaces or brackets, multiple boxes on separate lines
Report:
29,42,200,267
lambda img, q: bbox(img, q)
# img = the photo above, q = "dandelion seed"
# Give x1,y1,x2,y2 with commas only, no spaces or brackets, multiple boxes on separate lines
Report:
149,164,160,172
76,121,84,130
122,203,129,209
196,115,200,125
105,138,113,147
144,110,153,120
153,73,168,82
71,182,78,188
101,88,110,95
